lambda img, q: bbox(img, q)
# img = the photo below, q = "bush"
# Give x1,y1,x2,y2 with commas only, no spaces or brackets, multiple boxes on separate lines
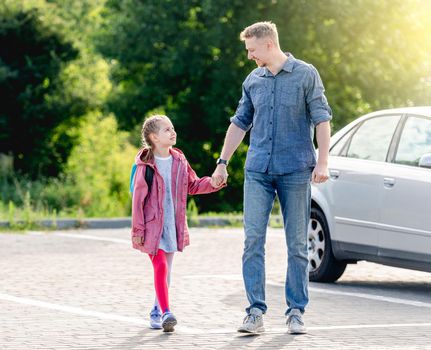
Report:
0,112,138,219
64,112,138,217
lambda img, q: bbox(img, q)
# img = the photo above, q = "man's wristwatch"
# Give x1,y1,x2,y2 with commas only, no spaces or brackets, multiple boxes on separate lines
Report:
216,158,228,166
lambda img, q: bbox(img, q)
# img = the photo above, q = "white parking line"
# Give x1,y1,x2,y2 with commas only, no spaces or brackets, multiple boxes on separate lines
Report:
185,275,431,309
308,286,431,309
270,280,431,309
1,292,431,334
56,233,130,244
26,233,431,310
0,292,144,324
27,231,130,244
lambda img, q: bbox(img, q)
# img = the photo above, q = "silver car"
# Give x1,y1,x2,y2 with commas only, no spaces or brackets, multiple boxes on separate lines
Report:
308,107,431,282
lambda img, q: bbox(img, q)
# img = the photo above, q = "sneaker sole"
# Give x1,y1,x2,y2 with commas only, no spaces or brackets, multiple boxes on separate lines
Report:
237,326,265,334
162,318,177,333
288,328,307,334
150,323,162,330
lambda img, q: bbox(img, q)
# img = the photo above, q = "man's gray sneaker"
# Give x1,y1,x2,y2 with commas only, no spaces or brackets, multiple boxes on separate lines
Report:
237,308,265,334
286,309,307,334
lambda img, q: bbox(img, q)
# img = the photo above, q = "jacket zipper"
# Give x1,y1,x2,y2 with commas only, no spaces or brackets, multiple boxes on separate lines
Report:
174,161,182,248
175,161,181,214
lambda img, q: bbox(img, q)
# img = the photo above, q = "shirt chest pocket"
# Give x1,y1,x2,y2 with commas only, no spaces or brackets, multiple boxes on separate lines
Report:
280,85,299,107
251,87,268,107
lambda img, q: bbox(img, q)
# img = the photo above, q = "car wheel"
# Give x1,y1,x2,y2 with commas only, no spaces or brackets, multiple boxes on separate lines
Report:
308,207,347,282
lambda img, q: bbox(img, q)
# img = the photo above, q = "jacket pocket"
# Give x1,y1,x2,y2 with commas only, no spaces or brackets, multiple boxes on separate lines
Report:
144,212,156,224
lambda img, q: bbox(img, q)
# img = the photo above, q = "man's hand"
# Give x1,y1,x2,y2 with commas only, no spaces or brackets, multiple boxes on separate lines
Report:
132,236,144,245
312,162,329,184
211,164,228,187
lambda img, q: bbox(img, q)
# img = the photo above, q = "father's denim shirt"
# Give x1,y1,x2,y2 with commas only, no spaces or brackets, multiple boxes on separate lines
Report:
230,54,332,174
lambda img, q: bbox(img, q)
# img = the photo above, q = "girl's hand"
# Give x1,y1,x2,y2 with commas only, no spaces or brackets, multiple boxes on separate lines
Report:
211,164,228,187
210,176,224,188
132,236,144,245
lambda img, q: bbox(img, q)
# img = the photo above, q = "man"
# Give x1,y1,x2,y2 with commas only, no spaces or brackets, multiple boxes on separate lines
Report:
212,21,331,334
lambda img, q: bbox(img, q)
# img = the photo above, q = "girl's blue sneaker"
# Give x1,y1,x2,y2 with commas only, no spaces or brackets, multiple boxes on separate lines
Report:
149,306,162,329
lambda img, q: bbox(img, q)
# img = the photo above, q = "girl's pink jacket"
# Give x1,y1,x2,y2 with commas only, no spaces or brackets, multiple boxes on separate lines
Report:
131,147,224,255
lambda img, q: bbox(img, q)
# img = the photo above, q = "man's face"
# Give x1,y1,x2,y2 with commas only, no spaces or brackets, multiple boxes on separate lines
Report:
244,36,271,67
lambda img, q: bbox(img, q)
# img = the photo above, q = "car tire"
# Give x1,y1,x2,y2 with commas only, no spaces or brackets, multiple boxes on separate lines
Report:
308,207,347,283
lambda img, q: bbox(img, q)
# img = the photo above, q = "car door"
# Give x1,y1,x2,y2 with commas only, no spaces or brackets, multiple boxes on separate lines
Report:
325,114,402,256
379,115,431,264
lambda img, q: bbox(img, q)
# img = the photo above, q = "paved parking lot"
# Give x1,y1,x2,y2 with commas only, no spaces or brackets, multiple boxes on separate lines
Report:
1,227,431,349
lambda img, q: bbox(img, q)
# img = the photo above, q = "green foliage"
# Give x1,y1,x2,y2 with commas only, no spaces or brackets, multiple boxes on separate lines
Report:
0,112,137,219
186,197,199,226
97,0,275,212
1,0,430,217
64,112,138,216
7,201,15,226
96,0,431,214
276,0,431,130
0,4,78,176
0,1,110,178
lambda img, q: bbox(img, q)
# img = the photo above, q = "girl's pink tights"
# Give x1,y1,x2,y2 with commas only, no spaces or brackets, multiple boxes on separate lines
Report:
148,249,170,313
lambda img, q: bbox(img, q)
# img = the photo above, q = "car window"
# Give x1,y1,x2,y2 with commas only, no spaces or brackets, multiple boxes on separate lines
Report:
329,125,358,156
346,115,400,161
395,116,431,166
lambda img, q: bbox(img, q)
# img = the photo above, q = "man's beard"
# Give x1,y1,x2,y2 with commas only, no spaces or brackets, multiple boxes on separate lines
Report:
256,60,266,67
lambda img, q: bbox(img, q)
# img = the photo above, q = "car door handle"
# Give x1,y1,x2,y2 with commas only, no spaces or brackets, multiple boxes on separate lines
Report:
383,177,395,188
329,169,340,180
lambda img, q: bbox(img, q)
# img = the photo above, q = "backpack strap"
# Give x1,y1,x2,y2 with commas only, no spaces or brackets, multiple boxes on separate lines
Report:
129,164,154,194
129,163,137,193
144,165,154,194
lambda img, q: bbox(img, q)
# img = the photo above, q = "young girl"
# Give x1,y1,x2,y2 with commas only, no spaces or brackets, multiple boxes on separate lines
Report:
131,114,224,332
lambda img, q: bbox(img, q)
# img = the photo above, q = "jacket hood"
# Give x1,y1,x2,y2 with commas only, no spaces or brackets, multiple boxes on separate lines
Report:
135,147,186,166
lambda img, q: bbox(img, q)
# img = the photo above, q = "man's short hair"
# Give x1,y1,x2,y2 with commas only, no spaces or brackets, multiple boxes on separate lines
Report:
240,21,279,47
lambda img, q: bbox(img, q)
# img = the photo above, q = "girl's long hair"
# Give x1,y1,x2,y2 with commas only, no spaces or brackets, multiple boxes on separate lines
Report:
140,114,171,162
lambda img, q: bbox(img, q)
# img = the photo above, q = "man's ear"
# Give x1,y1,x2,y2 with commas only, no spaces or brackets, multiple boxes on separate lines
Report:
267,38,275,50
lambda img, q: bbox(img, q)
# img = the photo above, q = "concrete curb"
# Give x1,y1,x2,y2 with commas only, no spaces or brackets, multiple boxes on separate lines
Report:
0,215,284,230
0,216,255,230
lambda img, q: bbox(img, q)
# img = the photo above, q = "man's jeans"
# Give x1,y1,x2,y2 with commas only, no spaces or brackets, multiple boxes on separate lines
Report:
242,169,312,315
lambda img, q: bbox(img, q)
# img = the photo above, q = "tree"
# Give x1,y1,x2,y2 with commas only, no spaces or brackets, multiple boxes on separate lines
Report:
97,0,276,212
0,6,79,176
0,1,110,178
98,0,431,212
276,0,431,129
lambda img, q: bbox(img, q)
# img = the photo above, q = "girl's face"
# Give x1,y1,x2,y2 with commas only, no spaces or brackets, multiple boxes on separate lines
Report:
151,119,177,148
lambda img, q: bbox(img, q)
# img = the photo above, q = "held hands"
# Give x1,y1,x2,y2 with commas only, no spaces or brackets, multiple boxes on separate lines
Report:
211,164,229,187
312,162,329,184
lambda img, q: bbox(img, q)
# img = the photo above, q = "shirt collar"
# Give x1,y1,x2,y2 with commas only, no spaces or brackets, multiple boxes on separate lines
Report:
257,52,295,77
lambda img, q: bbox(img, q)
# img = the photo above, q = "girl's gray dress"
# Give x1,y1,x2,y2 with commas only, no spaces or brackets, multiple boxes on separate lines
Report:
154,155,177,253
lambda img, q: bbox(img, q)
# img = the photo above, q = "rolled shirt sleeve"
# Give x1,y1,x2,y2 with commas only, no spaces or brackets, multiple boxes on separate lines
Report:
230,78,254,132
305,65,332,126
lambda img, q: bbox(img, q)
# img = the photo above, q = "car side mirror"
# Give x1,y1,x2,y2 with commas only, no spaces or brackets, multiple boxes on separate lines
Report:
418,153,431,168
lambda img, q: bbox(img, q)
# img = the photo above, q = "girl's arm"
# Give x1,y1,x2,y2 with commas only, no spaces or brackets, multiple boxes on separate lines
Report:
131,165,149,239
187,160,226,195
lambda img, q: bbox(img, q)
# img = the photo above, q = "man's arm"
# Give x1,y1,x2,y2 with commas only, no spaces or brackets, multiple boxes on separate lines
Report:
212,123,246,186
312,121,331,183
